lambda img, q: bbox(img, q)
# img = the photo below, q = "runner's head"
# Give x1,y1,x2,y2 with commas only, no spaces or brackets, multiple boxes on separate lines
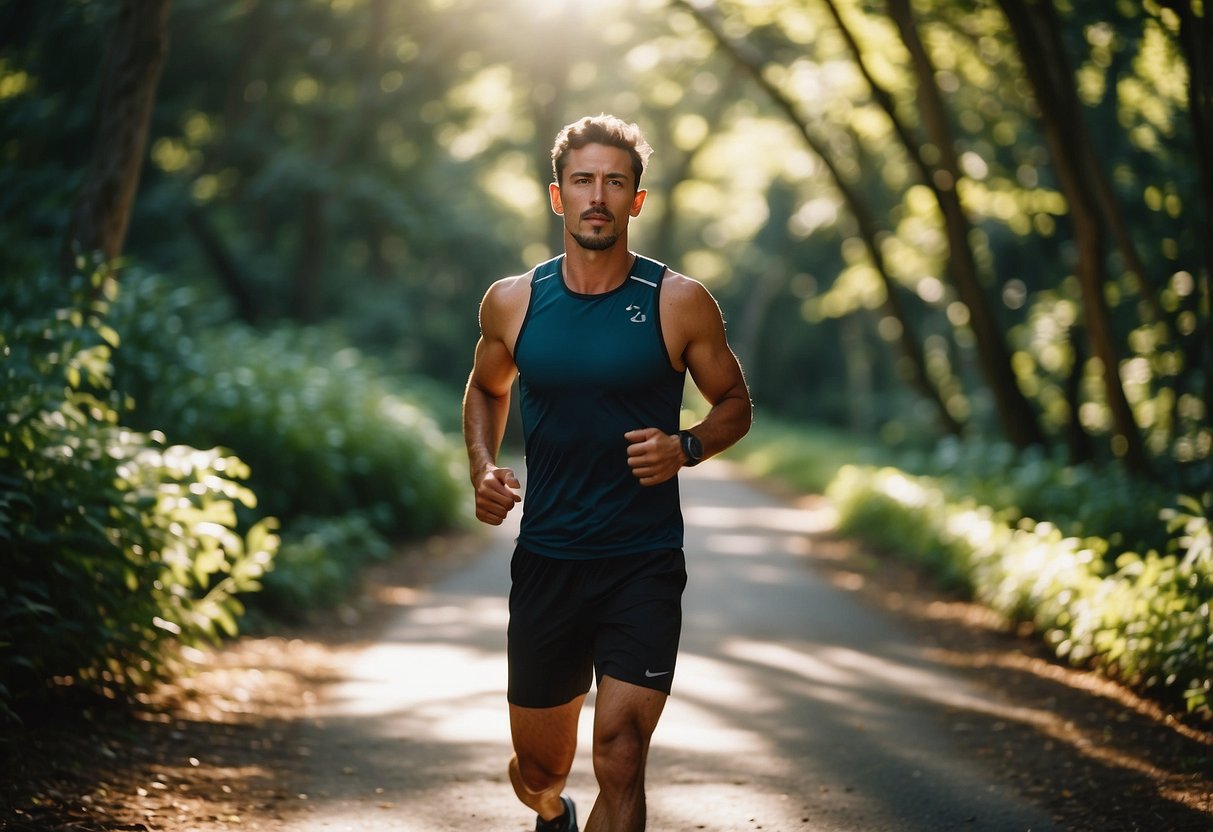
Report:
551,115,652,192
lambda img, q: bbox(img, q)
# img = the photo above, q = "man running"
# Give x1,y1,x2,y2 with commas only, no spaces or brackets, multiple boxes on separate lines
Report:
463,114,752,832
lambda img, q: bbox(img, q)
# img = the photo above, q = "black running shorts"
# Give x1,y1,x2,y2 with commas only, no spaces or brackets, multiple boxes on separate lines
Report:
507,545,688,709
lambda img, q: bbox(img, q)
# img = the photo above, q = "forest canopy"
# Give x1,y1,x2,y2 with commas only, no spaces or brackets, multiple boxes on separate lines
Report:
3,0,1208,491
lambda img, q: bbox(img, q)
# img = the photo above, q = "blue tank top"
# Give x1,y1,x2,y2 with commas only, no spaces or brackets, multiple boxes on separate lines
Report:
514,254,686,559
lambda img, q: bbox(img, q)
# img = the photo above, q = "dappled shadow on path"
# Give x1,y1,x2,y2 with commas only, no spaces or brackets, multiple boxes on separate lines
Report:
2,634,345,831
677,469,1213,832
261,465,1211,832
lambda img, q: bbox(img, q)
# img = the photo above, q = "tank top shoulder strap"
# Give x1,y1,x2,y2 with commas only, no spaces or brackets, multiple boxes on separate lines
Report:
515,255,561,358
629,254,668,287
531,255,563,286
628,255,677,368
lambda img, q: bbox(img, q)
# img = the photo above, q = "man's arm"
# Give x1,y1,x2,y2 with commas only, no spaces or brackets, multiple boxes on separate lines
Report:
625,275,752,486
463,278,525,525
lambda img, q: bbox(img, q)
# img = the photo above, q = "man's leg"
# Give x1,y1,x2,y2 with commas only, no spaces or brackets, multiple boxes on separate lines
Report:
585,676,667,832
509,694,587,821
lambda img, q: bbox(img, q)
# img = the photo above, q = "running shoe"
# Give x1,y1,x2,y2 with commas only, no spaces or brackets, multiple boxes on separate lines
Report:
535,794,577,832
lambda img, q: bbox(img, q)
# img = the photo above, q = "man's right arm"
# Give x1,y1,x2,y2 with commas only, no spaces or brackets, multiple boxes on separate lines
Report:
463,278,525,525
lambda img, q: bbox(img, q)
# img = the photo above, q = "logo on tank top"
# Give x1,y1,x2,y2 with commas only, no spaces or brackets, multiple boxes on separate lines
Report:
626,304,647,323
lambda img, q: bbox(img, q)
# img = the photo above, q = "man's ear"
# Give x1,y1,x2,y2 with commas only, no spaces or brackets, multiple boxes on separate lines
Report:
549,182,564,216
630,188,647,217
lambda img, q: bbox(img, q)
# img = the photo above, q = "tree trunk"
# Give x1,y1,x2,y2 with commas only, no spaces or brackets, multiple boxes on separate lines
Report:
61,0,172,277
676,0,962,437
1064,325,1095,465
841,316,876,432
998,0,1150,474
1080,35,1165,326
853,0,1046,448
531,90,566,255
1158,0,1213,446
185,204,258,323
732,262,783,387
292,191,328,322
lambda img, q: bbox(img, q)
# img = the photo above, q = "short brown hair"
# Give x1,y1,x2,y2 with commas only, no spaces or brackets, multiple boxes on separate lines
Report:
550,114,653,190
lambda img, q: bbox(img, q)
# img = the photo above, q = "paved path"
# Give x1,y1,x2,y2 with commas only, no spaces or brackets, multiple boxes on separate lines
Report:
287,464,1059,831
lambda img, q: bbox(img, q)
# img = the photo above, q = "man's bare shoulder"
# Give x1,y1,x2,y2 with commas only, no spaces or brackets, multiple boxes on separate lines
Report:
479,269,535,342
482,269,535,315
661,269,720,314
484,269,534,305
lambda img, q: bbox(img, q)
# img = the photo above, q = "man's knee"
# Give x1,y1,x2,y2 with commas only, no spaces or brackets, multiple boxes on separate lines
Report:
592,726,649,789
512,752,571,794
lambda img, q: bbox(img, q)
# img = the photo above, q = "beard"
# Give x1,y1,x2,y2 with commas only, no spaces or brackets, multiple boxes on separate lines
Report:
569,229,620,251
569,207,620,251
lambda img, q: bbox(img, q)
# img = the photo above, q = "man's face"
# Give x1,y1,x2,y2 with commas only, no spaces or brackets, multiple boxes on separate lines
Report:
550,144,647,251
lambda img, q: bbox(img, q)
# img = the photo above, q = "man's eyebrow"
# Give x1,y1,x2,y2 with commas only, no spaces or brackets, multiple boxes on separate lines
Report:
569,169,632,182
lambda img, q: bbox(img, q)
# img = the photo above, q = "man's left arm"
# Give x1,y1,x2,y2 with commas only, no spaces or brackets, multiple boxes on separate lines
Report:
625,277,752,486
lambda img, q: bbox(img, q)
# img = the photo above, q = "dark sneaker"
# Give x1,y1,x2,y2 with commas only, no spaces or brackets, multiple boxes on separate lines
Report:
535,795,577,832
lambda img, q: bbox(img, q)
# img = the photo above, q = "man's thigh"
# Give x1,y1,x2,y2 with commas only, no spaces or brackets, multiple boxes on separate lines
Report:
510,694,586,781
592,675,668,747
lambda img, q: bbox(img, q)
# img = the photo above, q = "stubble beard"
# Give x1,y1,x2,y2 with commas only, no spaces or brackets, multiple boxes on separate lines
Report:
570,229,620,251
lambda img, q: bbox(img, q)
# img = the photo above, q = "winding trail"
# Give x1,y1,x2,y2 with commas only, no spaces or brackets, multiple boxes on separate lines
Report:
275,463,1083,831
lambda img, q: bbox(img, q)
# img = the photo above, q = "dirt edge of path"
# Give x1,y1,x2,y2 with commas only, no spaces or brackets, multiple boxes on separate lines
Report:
780,487,1213,832
1,532,486,832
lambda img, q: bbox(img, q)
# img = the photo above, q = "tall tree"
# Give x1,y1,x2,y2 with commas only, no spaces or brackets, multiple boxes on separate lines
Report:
60,0,172,277
998,0,1150,473
829,0,1046,447
1157,0,1213,432
677,0,963,436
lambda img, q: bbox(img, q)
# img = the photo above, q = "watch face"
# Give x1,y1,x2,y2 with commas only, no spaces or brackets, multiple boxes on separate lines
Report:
683,431,703,460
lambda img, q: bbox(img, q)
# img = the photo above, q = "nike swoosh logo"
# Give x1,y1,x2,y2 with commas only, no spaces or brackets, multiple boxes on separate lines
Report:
644,669,671,678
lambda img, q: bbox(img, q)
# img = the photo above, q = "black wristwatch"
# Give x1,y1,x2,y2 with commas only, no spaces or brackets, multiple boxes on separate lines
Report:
679,429,704,467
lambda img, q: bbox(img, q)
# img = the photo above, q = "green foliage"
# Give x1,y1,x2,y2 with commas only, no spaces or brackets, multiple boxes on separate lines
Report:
828,466,1213,716
107,272,467,545
724,415,897,495
899,437,1176,558
4,0,1210,466
254,514,392,622
0,269,277,715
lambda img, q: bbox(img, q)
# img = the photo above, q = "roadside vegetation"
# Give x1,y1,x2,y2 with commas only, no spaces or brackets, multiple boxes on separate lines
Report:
1,266,466,719
732,419,1213,719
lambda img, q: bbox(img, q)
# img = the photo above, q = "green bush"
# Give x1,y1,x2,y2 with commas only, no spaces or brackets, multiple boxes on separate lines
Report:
723,416,892,495
254,514,392,621
828,465,1213,716
107,273,466,543
0,269,277,716
900,437,1174,558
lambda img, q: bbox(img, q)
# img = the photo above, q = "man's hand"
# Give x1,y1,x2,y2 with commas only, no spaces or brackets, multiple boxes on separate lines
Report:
474,466,522,525
624,427,684,487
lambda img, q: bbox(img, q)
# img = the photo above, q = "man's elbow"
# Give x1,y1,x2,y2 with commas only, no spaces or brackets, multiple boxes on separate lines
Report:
726,388,754,437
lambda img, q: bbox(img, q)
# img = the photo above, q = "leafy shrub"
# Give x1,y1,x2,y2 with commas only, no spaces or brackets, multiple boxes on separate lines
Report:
107,272,466,543
724,415,892,495
254,514,392,621
828,465,1213,716
899,437,1174,558
0,269,277,716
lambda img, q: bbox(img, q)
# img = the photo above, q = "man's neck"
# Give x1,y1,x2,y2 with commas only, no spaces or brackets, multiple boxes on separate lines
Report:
561,241,634,295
